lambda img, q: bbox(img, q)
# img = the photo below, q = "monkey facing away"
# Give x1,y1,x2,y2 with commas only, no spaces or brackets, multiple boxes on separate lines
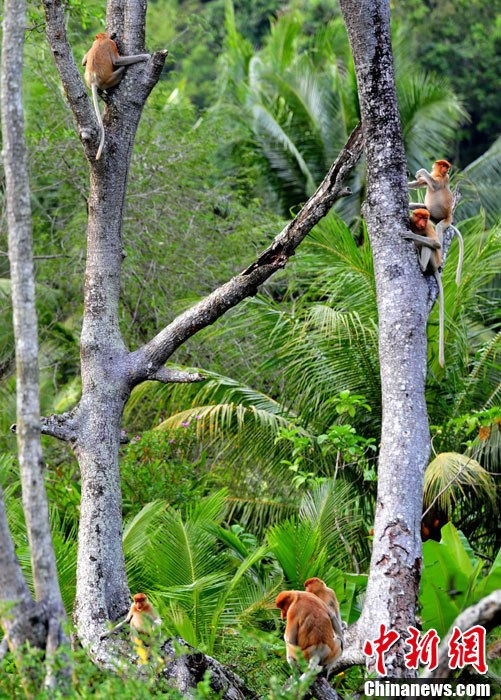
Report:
406,209,445,366
82,33,150,160
304,577,344,648
408,159,463,285
276,590,342,678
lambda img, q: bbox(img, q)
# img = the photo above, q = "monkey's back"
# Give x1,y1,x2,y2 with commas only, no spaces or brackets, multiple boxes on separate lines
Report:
294,594,337,651
85,39,118,83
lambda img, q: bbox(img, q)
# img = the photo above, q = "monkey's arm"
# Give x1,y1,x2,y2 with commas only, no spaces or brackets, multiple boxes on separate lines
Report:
82,51,88,66
415,169,439,191
113,53,150,67
99,611,132,639
408,179,426,189
403,232,441,249
327,609,344,645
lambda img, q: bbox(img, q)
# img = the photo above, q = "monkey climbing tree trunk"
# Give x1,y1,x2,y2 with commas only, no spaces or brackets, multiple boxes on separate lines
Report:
338,0,431,677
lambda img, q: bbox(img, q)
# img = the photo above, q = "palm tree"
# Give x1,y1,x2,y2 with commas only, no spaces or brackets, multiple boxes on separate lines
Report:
218,3,466,216
124,211,499,550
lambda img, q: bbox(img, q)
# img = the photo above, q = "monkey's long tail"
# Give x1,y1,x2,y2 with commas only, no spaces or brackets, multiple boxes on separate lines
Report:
450,225,464,286
434,271,445,367
91,84,105,160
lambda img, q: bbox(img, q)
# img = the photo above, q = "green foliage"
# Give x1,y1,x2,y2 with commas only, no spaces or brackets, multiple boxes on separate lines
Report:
121,428,208,515
420,523,501,636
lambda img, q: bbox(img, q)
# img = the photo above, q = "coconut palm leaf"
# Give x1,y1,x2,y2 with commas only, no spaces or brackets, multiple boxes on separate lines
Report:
424,452,496,516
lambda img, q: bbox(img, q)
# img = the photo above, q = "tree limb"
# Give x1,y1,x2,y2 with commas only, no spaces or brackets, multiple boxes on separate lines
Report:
146,367,205,384
42,0,95,145
129,124,363,379
423,590,501,679
11,411,79,443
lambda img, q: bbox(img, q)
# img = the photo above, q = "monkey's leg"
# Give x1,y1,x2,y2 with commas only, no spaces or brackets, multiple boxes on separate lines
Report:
409,202,428,210
419,247,432,272
102,67,125,89
113,53,150,66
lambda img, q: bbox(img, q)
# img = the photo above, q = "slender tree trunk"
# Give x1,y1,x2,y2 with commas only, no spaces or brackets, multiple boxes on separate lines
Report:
39,0,361,661
1,0,68,684
339,0,430,677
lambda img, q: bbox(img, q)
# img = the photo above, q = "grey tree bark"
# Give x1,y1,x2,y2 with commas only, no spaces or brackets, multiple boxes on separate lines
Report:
37,0,363,666
0,0,68,677
337,0,457,678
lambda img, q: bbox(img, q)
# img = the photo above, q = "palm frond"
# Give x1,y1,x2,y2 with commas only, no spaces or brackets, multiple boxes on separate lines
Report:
424,452,496,515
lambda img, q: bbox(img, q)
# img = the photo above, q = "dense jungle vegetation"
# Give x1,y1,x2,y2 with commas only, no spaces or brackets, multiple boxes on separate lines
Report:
0,0,499,696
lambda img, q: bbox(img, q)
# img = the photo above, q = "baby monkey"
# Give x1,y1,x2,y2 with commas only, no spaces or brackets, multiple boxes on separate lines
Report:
82,33,150,159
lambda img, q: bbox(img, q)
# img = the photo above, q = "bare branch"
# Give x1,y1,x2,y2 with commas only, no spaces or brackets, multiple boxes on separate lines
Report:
42,0,95,144
423,590,501,679
130,124,363,378
147,368,205,384
11,411,78,443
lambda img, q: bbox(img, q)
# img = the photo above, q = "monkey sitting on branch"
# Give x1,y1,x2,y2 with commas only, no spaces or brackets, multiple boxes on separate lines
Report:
82,33,150,160
408,159,463,285
276,590,343,680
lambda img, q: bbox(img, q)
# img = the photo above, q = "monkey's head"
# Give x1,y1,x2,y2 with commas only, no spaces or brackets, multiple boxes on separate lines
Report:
433,159,451,177
304,577,325,594
411,209,430,231
276,591,294,619
95,32,110,41
133,592,148,610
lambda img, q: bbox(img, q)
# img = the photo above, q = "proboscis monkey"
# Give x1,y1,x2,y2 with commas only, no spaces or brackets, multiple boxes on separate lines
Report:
408,159,463,285
304,577,344,648
100,592,161,640
276,590,342,678
408,209,445,366
82,33,150,159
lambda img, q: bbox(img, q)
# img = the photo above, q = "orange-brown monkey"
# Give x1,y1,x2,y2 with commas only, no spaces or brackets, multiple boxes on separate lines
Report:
100,592,161,640
408,159,463,285
304,578,344,647
407,209,445,366
276,590,342,677
82,33,149,159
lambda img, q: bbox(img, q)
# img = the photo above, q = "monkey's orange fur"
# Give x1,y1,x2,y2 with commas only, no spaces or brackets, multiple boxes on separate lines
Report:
276,590,342,675
128,592,160,633
410,209,442,269
84,33,120,87
304,577,344,643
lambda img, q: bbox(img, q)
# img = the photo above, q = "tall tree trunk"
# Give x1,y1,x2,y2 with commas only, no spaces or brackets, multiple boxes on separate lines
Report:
339,0,430,677
1,0,68,675
40,0,362,661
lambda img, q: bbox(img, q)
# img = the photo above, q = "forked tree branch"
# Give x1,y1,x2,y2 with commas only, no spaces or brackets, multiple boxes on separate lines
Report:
129,124,363,381
42,0,167,159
